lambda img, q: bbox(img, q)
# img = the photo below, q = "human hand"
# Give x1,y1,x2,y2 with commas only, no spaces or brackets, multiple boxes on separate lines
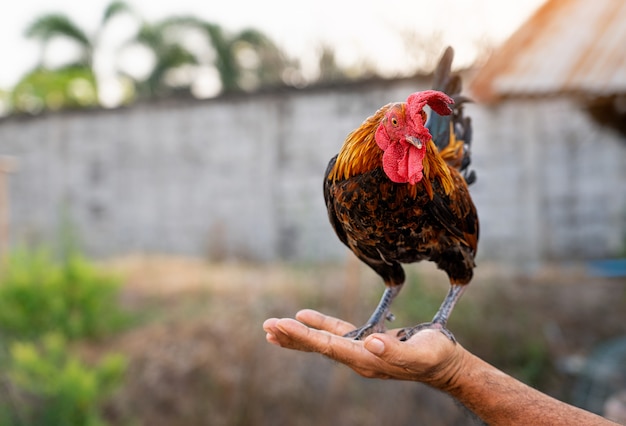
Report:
266,310,620,426
263,309,465,387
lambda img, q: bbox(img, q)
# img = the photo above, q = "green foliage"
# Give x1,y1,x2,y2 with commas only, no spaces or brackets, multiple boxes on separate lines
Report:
0,248,128,340
132,20,200,98
2,333,126,426
0,89,10,116
101,1,133,25
8,0,382,116
11,67,98,114
0,247,131,425
25,14,91,50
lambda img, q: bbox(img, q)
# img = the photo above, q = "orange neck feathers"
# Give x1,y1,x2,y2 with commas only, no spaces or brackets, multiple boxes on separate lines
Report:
328,105,389,182
329,104,456,199
421,139,455,198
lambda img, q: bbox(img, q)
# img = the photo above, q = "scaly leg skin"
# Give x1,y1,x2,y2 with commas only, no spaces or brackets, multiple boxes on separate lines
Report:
397,284,466,343
344,285,401,340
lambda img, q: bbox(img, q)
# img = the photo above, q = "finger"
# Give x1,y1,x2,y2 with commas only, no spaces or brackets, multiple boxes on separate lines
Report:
365,329,450,368
363,333,409,367
275,318,358,358
275,318,390,371
264,316,352,352
263,318,283,346
269,318,335,352
266,332,280,346
263,318,310,351
295,309,356,335
262,317,281,337
263,317,279,331
266,318,402,380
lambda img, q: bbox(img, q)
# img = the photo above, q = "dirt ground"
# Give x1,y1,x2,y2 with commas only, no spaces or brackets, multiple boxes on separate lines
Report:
89,254,626,425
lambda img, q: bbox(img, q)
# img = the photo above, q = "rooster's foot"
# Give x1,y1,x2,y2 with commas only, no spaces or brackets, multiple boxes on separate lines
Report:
344,322,386,340
344,311,395,340
397,322,456,343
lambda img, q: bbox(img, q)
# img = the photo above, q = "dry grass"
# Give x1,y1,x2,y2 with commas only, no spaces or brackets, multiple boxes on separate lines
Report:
88,254,626,426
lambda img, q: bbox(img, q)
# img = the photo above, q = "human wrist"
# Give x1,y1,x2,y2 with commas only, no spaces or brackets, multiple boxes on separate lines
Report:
424,343,471,392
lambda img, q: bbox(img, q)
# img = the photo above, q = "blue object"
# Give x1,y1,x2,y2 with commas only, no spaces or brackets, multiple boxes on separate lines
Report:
587,259,626,278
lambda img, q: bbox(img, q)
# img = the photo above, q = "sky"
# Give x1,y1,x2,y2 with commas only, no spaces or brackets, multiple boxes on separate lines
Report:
0,0,547,91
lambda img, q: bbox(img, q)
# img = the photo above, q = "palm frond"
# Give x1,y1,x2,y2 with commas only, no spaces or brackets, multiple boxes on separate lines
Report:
25,14,91,48
102,1,133,25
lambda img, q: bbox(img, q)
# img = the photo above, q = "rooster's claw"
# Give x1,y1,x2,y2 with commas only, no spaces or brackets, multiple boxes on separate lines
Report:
397,322,457,343
344,323,386,340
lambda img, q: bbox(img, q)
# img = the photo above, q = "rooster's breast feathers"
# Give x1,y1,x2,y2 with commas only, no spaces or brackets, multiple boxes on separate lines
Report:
324,149,478,284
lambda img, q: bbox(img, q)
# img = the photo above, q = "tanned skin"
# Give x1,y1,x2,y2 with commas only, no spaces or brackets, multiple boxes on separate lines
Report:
264,311,619,426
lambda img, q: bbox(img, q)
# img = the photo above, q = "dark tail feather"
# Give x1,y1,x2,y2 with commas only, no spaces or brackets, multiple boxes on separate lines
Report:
431,46,455,92
426,46,476,185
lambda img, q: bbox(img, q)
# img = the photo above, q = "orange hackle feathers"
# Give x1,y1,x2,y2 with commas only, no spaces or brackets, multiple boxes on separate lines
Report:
328,103,456,200
438,123,466,169
328,104,390,182
422,139,456,198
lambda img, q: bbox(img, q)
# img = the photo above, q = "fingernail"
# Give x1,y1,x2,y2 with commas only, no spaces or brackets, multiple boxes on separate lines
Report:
366,337,385,355
265,333,279,346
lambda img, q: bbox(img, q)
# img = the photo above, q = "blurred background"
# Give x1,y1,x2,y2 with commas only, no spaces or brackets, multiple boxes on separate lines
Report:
0,0,625,424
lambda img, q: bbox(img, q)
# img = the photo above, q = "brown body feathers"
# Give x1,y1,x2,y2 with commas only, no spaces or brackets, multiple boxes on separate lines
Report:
322,47,479,340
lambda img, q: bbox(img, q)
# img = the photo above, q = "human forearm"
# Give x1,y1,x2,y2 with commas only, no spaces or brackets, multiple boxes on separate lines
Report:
441,348,618,426
264,311,618,425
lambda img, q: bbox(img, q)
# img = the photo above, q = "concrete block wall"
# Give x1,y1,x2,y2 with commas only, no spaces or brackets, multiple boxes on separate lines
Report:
1,79,625,266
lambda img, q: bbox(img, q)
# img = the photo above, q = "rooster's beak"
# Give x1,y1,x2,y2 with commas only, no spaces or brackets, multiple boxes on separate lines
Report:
406,135,423,149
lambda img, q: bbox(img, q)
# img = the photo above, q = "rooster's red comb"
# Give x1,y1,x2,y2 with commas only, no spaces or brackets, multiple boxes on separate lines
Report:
406,90,454,142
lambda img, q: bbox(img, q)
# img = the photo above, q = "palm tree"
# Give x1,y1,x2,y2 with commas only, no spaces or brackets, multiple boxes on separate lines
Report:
16,4,319,111
233,28,293,91
13,1,134,113
127,18,200,98
198,22,293,93
25,14,92,69
125,16,295,98
25,1,133,69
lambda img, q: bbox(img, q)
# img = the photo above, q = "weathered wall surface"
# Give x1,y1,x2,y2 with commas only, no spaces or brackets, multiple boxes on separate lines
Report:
1,78,625,268
469,99,626,269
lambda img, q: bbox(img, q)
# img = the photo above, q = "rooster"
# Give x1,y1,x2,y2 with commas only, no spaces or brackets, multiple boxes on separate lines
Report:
323,47,478,342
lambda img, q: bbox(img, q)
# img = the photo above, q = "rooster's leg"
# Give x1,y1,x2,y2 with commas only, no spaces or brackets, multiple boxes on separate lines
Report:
397,283,466,343
344,285,402,340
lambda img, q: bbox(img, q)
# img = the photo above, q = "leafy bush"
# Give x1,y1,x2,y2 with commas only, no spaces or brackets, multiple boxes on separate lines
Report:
11,66,98,114
2,333,126,426
0,248,128,340
0,247,131,425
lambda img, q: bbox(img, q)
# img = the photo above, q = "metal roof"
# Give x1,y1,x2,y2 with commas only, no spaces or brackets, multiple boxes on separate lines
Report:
469,0,626,103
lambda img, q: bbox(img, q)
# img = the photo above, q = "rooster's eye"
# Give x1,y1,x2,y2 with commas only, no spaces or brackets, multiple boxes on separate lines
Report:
391,117,398,126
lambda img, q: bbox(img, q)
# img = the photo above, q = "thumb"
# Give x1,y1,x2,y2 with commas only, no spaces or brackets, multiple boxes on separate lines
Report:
364,331,443,366
362,330,459,384
363,334,406,362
